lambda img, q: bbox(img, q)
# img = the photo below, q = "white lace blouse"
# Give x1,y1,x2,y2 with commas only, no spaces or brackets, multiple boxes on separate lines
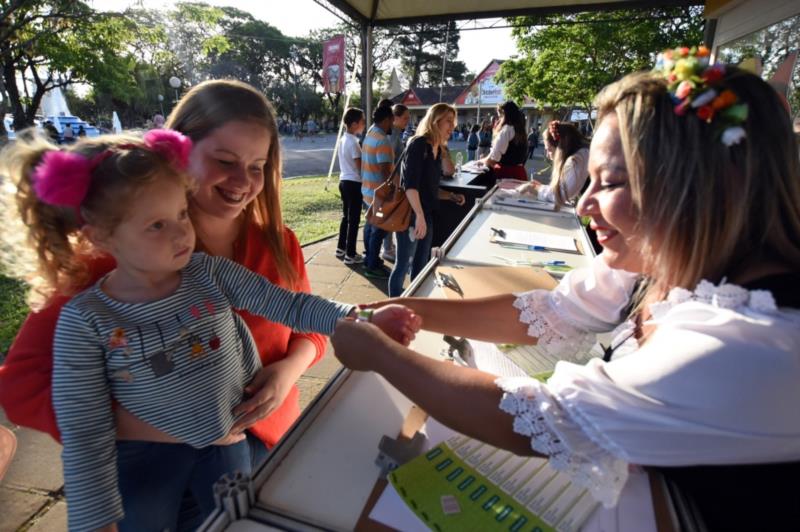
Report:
498,254,800,507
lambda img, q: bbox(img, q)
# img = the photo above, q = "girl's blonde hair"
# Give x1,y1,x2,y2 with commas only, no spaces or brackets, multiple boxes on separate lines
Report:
546,122,589,207
4,131,187,296
594,68,800,303
166,79,299,288
414,103,457,149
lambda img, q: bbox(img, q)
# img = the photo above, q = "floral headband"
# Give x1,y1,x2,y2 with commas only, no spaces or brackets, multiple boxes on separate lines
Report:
654,46,748,147
32,129,193,213
548,121,560,143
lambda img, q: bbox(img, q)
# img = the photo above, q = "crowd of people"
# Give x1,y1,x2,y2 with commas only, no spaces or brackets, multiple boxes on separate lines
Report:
0,44,799,531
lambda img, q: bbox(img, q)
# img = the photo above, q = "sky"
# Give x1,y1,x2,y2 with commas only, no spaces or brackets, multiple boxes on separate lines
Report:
95,0,519,82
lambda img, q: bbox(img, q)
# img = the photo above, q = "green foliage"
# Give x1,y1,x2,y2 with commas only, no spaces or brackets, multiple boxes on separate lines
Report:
1,1,141,129
395,21,470,87
0,274,29,359
497,8,705,111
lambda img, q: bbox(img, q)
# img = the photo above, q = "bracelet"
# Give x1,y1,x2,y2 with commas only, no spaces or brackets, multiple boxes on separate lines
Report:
356,308,374,323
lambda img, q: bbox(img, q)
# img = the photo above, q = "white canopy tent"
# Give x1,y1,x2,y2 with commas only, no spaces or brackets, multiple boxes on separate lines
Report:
320,0,703,120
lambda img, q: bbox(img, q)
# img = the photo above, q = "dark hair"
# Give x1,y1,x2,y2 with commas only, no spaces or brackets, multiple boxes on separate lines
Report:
377,98,393,109
497,100,526,145
471,124,480,133
372,105,393,124
343,107,364,128
392,104,408,117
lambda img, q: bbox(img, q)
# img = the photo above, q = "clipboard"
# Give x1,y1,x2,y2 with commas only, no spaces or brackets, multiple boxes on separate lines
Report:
435,265,558,300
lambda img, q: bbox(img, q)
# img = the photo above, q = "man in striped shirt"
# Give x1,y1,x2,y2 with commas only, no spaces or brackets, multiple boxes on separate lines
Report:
361,105,395,278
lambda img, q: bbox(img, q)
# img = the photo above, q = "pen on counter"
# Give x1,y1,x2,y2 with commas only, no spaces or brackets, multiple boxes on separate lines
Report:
489,227,506,238
498,242,546,251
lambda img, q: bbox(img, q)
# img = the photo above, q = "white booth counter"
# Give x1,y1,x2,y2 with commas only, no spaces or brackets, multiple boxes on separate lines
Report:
201,188,602,531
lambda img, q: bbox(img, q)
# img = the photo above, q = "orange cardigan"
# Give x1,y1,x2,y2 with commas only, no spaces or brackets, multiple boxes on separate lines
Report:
0,224,326,448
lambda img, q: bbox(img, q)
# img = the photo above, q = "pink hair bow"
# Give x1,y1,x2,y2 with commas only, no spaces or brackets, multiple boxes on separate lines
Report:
32,151,109,209
142,129,192,170
31,130,192,211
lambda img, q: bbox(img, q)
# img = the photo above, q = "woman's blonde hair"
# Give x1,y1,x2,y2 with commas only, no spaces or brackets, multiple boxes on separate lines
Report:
547,121,589,207
3,131,187,296
166,79,299,288
594,68,800,302
414,103,457,149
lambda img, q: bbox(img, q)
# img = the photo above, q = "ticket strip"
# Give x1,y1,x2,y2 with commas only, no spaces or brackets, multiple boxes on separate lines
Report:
389,434,599,532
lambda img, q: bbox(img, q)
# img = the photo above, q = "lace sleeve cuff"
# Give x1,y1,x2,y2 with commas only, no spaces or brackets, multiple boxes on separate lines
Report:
513,290,596,360
496,376,628,508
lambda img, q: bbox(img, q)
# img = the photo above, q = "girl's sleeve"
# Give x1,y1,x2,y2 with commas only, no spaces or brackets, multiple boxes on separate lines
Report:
513,254,639,358
52,305,123,530
203,255,355,336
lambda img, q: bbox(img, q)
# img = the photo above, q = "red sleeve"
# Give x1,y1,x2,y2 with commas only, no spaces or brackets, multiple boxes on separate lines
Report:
283,228,328,367
0,298,66,441
0,256,115,442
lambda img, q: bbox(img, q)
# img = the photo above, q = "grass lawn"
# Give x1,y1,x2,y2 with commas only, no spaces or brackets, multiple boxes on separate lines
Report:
0,175,346,356
281,174,349,244
0,274,29,358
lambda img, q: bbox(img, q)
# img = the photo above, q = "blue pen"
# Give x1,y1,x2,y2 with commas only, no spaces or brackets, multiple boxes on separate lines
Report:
499,242,546,251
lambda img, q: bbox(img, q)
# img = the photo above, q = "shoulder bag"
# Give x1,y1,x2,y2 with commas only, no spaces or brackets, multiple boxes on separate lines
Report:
365,146,412,232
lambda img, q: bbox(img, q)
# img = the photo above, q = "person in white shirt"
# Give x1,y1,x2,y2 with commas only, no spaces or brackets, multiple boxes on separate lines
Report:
336,108,366,264
478,100,528,181
499,121,589,207
331,53,800,529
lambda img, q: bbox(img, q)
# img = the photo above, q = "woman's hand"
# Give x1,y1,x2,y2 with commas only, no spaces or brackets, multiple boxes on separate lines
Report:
413,216,427,240
231,361,298,432
449,192,466,206
370,303,423,346
211,431,247,446
331,320,392,372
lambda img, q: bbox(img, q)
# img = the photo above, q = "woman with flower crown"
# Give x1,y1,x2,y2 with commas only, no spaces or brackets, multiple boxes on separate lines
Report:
331,46,800,528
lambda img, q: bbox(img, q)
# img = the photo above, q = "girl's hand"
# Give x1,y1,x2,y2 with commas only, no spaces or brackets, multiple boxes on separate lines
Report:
231,362,297,432
370,304,422,346
331,320,392,372
414,216,427,240
357,298,397,310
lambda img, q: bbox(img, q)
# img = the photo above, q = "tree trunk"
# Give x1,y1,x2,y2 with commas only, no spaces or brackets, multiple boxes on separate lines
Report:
3,58,31,131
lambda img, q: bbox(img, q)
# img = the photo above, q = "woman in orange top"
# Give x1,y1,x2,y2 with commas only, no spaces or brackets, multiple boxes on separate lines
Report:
0,80,330,466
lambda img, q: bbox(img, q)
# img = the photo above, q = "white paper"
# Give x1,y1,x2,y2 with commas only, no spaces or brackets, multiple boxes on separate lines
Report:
495,228,578,252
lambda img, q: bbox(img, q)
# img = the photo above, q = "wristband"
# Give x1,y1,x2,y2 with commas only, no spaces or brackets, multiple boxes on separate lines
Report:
356,308,374,323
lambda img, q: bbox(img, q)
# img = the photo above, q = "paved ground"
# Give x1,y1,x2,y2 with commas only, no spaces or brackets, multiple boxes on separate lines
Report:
281,134,552,178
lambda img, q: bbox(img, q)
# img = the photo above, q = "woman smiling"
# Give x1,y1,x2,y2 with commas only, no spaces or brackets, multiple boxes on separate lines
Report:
332,50,800,528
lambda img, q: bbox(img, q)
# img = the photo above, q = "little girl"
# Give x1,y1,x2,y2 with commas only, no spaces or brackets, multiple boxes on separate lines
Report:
9,130,419,531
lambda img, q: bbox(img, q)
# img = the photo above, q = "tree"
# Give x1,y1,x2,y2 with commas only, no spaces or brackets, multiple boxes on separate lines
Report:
395,21,470,87
1,0,139,131
496,8,705,116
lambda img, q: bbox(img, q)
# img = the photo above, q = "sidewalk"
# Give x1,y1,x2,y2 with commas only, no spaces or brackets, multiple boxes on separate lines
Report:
0,233,388,532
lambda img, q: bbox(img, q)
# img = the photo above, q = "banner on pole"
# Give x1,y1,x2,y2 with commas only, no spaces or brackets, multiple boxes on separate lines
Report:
322,35,346,94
